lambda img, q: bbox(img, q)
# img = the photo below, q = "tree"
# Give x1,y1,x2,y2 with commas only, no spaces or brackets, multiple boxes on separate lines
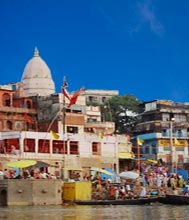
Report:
102,94,142,134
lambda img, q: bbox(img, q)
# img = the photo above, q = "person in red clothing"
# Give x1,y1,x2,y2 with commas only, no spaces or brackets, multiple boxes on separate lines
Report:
109,186,115,199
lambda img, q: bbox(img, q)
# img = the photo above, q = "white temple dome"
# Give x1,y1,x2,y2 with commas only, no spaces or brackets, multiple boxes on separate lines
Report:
21,48,55,96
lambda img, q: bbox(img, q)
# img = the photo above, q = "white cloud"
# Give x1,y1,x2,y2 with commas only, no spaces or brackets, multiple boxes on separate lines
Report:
137,0,164,36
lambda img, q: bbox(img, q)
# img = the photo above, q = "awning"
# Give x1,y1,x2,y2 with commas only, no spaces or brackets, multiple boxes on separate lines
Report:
118,152,135,159
147,159,158,164
133,157,146,161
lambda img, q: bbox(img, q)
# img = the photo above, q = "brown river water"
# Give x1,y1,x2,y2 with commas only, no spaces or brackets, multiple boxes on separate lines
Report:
0,204,188,220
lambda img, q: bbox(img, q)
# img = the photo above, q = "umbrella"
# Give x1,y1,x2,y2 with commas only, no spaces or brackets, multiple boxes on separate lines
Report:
7,160,37,168
119,171,139,180
100,168,118,180
91,167,114,176
33,161,50,168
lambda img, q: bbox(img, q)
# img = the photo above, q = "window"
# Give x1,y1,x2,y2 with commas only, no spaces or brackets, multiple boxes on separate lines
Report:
24,138,35,152
0,140,5,153
174,114,186,122
162,129,168,137
26,100,32,109
53,140,67,154
84,127,94,133
152,143,157,155
67,126,78,134
5,138,20,154
92,142,101,155
87,118,96,122
88,96,97,102
178,154,183,164
38,139,50,153
145,102,157,111
162,113,170,122
2,93,11,107
12,84,16,90
70,141,78,154
7,120,12,130
102,97,106,103
177,129,182,137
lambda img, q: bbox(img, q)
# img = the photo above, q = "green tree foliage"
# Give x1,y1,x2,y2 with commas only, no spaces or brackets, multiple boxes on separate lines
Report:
101,95,142,134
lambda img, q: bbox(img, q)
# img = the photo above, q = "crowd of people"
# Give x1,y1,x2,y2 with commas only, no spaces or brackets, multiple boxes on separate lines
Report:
0,168,58,179
90,162,189,200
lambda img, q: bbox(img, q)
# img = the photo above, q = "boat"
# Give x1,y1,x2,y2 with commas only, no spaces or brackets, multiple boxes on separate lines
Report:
73,196,160,205
159,194,189,205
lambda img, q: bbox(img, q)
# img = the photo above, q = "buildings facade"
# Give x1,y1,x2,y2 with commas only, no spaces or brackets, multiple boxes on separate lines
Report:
133,100,189,169
0,48,132,178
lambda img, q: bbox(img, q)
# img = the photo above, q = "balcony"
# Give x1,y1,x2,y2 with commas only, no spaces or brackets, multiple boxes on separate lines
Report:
0,106,37,114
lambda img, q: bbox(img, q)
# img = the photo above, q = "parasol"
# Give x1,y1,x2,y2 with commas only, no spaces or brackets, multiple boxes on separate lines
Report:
91,167,114,176
31,161,50,168
7,160,37,168
119,171,139,179
100,168,118,180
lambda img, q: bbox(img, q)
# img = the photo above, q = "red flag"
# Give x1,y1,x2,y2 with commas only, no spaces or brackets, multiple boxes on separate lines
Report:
68,87,85,108
24,113,34,124
62,87,71,100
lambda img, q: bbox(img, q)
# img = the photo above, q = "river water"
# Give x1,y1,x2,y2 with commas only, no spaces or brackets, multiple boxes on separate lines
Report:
0,204,188,220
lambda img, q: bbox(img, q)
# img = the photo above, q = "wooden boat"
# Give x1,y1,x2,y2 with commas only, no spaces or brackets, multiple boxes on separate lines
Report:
73,196,160,205
159,194,189,205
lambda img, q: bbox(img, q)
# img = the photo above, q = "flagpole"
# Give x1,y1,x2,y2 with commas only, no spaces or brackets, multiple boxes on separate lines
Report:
49,139,52,174
170,118,175,172
41,111,60,151
62,76,67,179
137,138,144,174
63,77,66,137
137,143,140,173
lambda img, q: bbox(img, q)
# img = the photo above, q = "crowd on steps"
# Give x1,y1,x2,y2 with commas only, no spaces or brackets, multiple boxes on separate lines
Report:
90,162,189,200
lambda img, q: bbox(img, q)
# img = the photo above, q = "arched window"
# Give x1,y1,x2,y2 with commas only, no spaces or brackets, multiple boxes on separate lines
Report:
2,93,11,107
26,100,32,109
6,121,12,130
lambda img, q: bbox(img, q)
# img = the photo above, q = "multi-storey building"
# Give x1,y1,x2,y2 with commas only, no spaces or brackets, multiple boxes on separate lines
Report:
133,100,189,168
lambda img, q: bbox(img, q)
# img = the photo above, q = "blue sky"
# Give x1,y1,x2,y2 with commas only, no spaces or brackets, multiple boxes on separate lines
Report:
1,0,189,102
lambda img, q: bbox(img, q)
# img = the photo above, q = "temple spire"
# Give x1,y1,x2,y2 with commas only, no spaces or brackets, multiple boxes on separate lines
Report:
34,47,39,57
